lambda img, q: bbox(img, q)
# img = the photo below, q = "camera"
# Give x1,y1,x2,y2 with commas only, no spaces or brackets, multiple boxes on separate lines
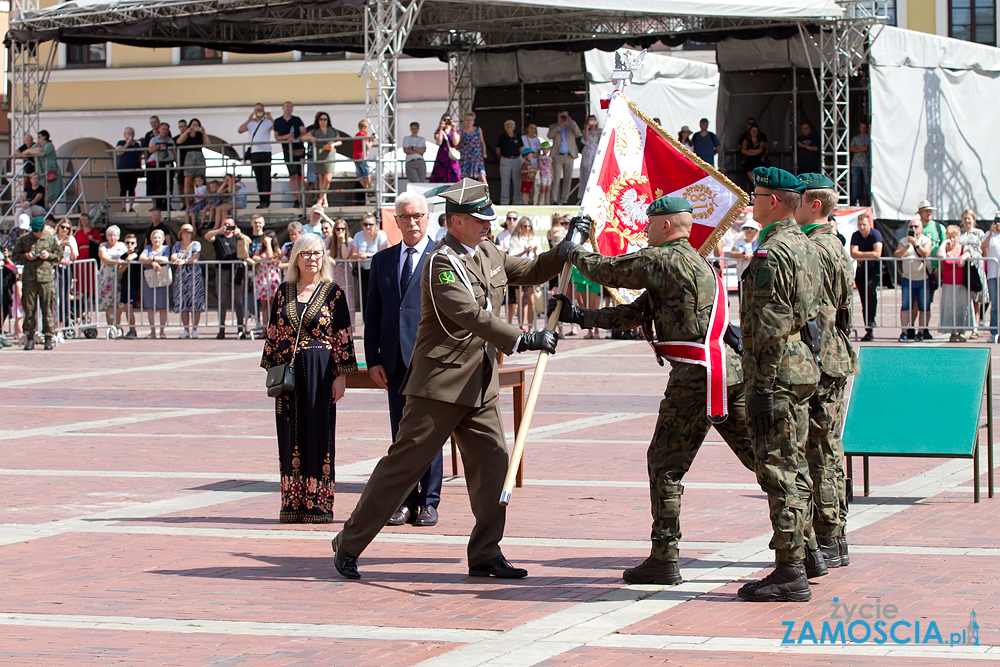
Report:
225,224,236,231
907,229,916,237
994,212,1000,224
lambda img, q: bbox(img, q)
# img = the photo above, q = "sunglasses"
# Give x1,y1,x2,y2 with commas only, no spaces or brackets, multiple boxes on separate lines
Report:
362,222,375,227
335,227,347,232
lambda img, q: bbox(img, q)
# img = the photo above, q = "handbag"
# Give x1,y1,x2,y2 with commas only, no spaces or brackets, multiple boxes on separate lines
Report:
965,262,983,292
533,286,546,314
265,285,320,398
46,170,57,182
143,265,173,288
444,130,461,161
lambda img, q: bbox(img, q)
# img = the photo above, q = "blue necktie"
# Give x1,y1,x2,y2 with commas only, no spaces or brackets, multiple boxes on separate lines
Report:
400,246,416,294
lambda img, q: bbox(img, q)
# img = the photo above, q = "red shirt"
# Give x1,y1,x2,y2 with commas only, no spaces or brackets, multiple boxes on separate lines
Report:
941,257,966,285
353,131,369,159
74,227,102,261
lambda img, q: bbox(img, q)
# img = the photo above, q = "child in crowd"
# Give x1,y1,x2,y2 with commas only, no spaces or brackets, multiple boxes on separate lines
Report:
204,180,222,231
537,141,553,206
186,174,208,228
520,147,538,206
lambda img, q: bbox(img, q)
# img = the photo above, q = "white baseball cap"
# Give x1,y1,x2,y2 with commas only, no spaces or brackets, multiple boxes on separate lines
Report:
16,214,30,230
741,221,762,231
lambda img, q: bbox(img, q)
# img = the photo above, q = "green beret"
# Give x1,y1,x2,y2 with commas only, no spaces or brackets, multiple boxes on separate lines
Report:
29,216,45,232
797,172,837,190
439,178,497,221
646,196,693,217
752,167,806,193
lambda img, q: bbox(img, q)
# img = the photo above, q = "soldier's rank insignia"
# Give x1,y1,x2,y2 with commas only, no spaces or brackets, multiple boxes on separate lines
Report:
438,270,456,284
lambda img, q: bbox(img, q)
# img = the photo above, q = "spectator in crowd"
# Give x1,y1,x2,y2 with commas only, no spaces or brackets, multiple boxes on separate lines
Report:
430,113,461,183
214,174,247,227
6,214,28,250
141,115,160,148
171,223,205,339
740,124,770,185
328,218,355,330
238,103,274,209
796,121,821,172
366,192,443,528
98,225,128,331
519,148,538,205
959,208,988,338
145,208,172,249
54,219,78,331
320,218,334,241
580,115,601,196
522,122,541,156
1,242,22,341
894,217,932,342
303,203,326,235
139,229,171,338
302,139,318,205
459,112,487,183
185,174,209,228
496,120,523,206
354,119,374,193
253,230,282,327
937,224,972,342
403,121,427,184
118,233,141,339
144,123,175,211
691,118,720,167
260,233,357,523
12,132,36,188
279,220,304,268
115,127,143,212
434,212,448,242
205,216,248,339
16,172,46,220
12,216,61,350
981,215,1000,342
496,211,517,253
547,110,582,205
537,141,553,206
25,130,63,208
301,112,342,208
728,219,762,279
677,125,692,148
735,116,768,148
849,121,871,206
73,213,102,311
352,214,389,301
507,216,541,330
172,119,188,204
914,199,944,339
273,101,306,208
849,212,883,341
176,118,208,210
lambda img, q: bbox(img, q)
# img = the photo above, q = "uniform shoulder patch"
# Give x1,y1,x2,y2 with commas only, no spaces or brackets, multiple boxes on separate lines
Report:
438,270,456,284
756,265,771,287
756,249,769,258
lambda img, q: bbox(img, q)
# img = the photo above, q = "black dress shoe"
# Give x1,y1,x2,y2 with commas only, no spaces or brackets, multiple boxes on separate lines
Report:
414,505,438,527
331,534,360,579
386,506,413,526
469,555,527,579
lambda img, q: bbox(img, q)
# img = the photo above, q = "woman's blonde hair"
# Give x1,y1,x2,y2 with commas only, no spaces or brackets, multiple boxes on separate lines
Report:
514,216,533,237
946,224,961,239
286,233,335,284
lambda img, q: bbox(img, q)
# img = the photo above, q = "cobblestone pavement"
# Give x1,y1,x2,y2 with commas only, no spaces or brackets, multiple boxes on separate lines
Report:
1,333,997,665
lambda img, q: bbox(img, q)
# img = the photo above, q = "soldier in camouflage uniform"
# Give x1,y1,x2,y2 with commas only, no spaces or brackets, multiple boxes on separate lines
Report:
738,167,823,602
795,173,860,570
550,197,755,585
12,216,61,350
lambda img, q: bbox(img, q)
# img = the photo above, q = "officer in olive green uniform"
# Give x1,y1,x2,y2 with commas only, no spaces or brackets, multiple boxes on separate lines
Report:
795,173,860,570
738,167,823,602
12,216,61,350
333,179,563,581
549,197,755,586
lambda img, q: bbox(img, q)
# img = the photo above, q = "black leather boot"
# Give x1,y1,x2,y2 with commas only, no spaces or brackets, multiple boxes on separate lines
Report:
738,562,811,602
805,547,829,578
818,536,842,568
623,557,682,585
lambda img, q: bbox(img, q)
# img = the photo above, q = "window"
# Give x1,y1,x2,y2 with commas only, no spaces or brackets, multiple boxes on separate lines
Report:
66,43,106,68
950,0,997,46
876,0,897,26
180,46,223,63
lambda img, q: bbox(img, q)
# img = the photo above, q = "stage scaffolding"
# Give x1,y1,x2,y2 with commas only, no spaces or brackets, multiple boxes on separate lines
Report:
7,0,881,207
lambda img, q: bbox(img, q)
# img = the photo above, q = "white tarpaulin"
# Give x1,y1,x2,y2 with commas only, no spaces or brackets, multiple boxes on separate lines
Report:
870,25,1000,220
587,51,719,141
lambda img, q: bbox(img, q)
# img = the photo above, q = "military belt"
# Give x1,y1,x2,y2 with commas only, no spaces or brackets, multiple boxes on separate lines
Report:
742,330,802,350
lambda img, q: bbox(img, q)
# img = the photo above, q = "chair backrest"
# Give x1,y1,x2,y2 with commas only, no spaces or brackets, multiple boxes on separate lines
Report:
843,346,989,457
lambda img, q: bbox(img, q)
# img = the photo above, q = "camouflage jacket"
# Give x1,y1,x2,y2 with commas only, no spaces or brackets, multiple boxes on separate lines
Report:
569,239,742,387
12,231,61,284
739,217,821,391
805,224,860,378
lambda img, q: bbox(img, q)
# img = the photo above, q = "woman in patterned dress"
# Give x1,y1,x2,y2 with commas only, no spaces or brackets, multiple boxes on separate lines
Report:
459,111,487,183
97,225,127,328
253,230,282,327
429,113,461,183
578,115,601,196
328,219,356,330
261,234,357,523
171,223,206,339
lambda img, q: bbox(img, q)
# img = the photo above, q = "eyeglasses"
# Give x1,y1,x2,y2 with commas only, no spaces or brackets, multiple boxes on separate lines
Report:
299,251,324,259
749,192,776,201
319,117,330,122
396,213,426,222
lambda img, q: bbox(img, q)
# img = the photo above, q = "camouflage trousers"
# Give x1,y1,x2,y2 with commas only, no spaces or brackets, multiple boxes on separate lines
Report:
22,280,56,339
648,380,756,562
804,373,848,539
752,382,815,563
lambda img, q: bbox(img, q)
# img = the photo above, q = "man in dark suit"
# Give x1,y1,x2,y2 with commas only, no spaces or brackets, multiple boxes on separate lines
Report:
365,192,444,528
333,179,562,580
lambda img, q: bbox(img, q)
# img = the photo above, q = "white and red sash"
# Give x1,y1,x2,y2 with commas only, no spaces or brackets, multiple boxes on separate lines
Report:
643,260,729,423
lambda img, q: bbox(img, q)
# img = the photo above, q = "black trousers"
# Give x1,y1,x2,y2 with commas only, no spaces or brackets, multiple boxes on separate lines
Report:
249,152,271,207
855,265,879,331
147,166,170,211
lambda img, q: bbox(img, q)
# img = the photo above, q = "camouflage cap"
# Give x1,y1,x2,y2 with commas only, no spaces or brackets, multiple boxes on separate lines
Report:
797,172,837,190
440,178,497,221
752,166,806,193
646,196,693,217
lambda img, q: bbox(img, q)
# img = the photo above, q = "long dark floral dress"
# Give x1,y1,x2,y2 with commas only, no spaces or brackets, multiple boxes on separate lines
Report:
261,281,357,523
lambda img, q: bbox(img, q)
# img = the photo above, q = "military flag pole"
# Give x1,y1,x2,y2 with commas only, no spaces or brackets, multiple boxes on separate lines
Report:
499,52,645,506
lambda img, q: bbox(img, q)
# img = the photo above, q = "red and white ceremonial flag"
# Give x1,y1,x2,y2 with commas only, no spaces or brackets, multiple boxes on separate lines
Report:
579,91,749,305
